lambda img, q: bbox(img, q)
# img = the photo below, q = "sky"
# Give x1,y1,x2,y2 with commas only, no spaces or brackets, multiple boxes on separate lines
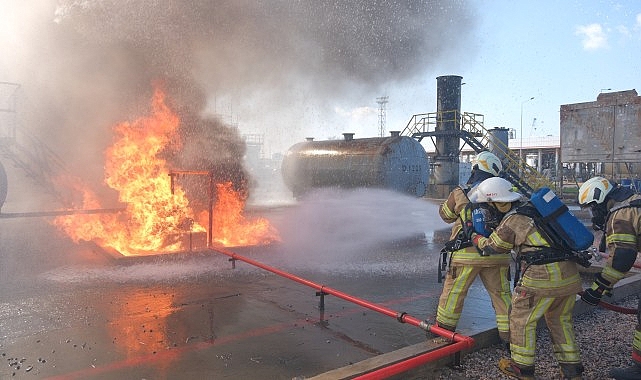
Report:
452,1,641,140
0,0,639,173
362,0,641,145
248,0,618,152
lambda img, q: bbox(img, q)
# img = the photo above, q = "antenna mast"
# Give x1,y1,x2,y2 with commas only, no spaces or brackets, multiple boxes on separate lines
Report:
376,96,389,137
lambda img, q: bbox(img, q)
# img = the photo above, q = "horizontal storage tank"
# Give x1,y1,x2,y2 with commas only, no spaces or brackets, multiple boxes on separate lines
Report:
281,132,429,197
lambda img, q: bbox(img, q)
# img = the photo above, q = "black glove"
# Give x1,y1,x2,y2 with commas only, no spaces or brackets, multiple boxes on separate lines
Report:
581,273,613,306
581,288,603,306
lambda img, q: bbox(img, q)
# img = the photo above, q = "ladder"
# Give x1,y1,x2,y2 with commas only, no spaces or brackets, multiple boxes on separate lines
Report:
400,111,554,197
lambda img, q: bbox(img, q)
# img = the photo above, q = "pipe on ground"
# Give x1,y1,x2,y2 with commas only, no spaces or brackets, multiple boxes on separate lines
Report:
210,246,475,378
354,334,471,379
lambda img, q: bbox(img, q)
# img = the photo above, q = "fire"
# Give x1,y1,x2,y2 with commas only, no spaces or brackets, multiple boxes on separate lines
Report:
207,182,278,247
54,85,279,256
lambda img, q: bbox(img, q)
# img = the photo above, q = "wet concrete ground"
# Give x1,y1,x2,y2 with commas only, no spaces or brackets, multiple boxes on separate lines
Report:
0,195,587,379
0,194,495,379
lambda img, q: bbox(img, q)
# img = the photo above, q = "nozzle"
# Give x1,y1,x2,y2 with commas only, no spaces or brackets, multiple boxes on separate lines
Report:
588,246,602,262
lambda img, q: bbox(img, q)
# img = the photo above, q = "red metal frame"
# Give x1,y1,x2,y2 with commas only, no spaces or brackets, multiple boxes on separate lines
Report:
210,246,475,378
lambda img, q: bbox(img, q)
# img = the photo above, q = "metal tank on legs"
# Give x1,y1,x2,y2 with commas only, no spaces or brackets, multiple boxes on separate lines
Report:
487,127,510,162
281,132,429,198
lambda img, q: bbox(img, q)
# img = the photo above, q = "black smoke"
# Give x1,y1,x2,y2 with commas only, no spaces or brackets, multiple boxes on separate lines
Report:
0,0,475,207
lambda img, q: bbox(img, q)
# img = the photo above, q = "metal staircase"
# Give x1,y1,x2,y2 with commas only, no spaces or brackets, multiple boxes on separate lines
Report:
0,132,72,206
1,82,73,208
400,111,555,196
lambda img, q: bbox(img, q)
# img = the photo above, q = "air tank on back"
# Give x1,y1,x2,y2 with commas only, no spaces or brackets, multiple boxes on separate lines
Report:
281,132,429,198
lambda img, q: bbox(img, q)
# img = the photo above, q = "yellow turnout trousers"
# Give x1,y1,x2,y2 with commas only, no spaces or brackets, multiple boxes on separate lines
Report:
436,261,511,341
509,287,581,368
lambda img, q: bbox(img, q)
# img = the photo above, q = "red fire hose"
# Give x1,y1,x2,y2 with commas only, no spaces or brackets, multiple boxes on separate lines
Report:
581,252,639,314
209,245,475,378
576,290,637,314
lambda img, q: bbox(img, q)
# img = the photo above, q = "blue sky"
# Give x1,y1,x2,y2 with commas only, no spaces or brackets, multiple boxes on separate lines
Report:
1,1,639,158
371,1,641,142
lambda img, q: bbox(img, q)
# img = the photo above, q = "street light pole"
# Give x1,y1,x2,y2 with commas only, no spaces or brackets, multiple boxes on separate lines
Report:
520,97,534,161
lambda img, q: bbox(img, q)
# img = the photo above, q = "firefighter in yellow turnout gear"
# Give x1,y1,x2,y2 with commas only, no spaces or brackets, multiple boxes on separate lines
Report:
578,177,641,380
469,178,584,380
436,152,511,343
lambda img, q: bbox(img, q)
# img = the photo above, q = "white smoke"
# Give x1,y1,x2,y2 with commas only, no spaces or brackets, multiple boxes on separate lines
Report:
270,188,448,272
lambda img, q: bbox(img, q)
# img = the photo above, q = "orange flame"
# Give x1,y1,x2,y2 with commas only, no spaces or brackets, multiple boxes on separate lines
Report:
207,182,278,247
54,86,279,256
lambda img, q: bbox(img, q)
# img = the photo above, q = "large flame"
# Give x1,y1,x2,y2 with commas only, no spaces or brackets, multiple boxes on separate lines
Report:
54,86,279,256
208,182,277,247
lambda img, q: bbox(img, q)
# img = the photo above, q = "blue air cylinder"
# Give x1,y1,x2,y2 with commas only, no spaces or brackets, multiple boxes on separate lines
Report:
472,207,492,237
530,187,594,251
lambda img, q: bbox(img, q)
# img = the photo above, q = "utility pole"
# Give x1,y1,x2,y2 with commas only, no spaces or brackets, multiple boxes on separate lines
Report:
520,96,534,160
376,96,388,137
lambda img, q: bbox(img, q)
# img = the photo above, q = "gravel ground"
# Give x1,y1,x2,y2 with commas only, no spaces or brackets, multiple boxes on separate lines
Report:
433,295,640,380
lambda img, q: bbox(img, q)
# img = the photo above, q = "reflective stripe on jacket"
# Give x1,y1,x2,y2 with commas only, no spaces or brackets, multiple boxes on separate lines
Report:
477,212,582,297
440,186,510,266
602,194,641,284
439,186,470,241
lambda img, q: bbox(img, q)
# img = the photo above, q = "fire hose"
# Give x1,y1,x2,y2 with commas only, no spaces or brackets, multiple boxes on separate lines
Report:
209,245,475,379
581,252,638,314
514,248,638,314
576,291,637,314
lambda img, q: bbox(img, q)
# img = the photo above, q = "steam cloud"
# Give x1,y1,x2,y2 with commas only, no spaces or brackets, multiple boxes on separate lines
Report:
0,1,475,205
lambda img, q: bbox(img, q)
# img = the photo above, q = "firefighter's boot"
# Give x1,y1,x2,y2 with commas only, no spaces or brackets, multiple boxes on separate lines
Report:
499,336,511,354
498,357,534,380
610,362,641,380
559,363,584,379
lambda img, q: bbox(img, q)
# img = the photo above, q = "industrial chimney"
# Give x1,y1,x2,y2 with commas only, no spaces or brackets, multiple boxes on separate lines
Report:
432,75,462,198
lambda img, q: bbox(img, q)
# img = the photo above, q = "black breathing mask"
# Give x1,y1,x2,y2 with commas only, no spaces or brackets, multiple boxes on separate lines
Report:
590,203,608,231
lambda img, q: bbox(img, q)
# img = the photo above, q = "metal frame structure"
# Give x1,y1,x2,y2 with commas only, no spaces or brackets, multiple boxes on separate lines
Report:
168,170,216,247
0,82,73,208
400,110,554,197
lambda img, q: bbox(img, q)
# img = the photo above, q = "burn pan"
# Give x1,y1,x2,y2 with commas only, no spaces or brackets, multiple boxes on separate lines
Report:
95,231,214,263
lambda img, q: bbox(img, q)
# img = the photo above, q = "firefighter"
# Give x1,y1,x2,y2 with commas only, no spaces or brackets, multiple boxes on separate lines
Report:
470,177,584,380
578,176,641,380
436,151,512,344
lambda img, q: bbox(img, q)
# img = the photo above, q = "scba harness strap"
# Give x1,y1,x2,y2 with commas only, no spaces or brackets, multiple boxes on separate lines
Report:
515,204,572,251
443,201,503,252
438,224,471,284
520,247,593,267
596,198,641,252
439,202,499,283
511,203,594,286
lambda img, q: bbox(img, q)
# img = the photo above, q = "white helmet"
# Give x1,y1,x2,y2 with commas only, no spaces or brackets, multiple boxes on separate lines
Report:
468,177,522,203
578,176,614,206
475,151,502,176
